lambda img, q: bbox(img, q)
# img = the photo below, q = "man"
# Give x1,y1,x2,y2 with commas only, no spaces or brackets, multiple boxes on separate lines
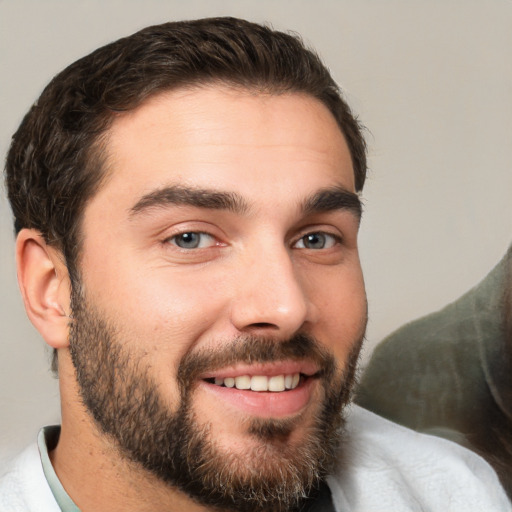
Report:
0,17,508,512
357,244,512,498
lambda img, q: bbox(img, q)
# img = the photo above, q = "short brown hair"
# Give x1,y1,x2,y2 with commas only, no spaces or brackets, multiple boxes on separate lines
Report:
6,16,367,282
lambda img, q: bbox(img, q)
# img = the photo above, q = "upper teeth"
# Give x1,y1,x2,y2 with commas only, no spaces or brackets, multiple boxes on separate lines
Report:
213,373,301,392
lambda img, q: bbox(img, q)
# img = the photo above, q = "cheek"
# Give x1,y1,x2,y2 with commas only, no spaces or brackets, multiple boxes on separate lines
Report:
307,263,367,360
80,264,235,409
81,256,232,362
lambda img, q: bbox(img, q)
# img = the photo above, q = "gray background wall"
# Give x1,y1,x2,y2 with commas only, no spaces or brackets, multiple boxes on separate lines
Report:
1,0,511,466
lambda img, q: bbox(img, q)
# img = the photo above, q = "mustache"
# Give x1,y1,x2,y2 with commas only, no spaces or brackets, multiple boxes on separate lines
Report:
177,333,337,390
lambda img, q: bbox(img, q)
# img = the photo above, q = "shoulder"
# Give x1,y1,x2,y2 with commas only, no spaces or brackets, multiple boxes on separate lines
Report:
328,405,511,512
0,442,60,512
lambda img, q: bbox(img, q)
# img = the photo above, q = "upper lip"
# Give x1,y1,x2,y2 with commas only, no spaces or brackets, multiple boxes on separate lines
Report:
200,360,320,380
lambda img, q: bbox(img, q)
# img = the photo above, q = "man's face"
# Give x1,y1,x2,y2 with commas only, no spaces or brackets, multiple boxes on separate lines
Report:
70,86,367,510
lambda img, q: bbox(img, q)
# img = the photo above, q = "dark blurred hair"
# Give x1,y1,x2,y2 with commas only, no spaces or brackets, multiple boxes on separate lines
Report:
5,17,367,281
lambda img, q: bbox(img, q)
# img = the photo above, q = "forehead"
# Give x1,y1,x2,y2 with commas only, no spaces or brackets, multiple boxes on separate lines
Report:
93,86,355,212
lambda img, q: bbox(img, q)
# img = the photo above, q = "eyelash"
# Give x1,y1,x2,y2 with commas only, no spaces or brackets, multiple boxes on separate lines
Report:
293,231,342,250
166,231,218,250
164,230,342,251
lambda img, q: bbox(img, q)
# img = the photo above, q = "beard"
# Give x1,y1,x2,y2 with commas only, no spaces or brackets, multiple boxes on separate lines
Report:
68,286,363,512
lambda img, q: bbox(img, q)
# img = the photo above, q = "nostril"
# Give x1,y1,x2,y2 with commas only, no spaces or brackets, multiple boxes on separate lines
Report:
248,322,277,329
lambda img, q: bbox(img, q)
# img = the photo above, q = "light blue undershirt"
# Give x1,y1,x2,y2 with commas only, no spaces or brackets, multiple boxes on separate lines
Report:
38,426,80,512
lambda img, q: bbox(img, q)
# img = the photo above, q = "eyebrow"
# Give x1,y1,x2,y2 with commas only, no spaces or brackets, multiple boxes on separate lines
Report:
302,187,363,220
129,186,249,217
129,184,362,220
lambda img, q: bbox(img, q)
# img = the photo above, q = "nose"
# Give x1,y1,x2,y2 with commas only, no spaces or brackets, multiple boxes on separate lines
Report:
229,246,311,338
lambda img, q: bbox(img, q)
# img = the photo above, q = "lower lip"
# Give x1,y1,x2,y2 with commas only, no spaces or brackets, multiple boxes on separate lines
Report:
198,378,316,418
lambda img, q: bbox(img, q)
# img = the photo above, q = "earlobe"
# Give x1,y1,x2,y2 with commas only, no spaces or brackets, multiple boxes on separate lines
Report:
16,229,72,349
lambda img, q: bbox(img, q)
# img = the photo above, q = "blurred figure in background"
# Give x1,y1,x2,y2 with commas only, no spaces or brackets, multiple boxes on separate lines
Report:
357,244,512,497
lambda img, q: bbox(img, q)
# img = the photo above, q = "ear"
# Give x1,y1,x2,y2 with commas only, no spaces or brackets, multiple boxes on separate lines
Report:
16,229,72,349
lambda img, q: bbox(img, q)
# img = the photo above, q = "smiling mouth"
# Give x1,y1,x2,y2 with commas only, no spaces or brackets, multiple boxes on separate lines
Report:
199,364,321,417
203,373,312,392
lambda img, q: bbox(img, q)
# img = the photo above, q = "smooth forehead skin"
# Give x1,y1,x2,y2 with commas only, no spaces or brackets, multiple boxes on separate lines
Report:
99,86,355,211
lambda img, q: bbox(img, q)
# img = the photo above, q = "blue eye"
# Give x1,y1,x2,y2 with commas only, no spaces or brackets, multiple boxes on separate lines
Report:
169,232,215,249
295,232,338,250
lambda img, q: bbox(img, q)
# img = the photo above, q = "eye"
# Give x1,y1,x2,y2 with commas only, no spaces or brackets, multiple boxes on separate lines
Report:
168,232,216,249
294,232,339,250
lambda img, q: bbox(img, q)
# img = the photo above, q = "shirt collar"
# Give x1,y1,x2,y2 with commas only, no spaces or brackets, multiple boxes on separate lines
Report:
38,426,80,512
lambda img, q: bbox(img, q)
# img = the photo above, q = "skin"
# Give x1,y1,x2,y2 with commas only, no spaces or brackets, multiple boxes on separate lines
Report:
17,86,367,511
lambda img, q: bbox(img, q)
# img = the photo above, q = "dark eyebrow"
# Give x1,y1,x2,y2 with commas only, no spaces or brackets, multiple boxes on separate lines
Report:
129,185,249,217
302,187,363,220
